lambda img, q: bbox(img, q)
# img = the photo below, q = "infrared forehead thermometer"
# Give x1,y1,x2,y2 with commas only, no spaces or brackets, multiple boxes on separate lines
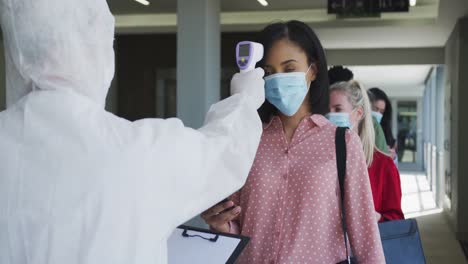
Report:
236,41,264,73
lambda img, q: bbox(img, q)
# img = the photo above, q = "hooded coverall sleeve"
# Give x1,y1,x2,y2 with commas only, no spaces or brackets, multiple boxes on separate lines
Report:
0,0,263,262
131,93,262,230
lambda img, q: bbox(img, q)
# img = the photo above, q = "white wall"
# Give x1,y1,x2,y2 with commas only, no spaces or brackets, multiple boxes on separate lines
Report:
384,85,425,99
176,0,220,129
0,33,5,111
327,48,444,66
444,15,468,241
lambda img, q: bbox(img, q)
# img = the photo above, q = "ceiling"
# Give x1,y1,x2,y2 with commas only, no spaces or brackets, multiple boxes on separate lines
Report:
108,0,436,14
109,0,468,50
347,65,433,97
109,0,334,14
1,1,466,49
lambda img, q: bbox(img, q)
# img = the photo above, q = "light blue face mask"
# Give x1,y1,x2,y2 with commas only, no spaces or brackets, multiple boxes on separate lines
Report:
372,111,383,124
264,66,311,116
327,112,353,128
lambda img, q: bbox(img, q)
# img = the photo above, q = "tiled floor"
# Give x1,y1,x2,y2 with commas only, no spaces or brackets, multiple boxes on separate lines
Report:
400,170,467,264
400,169,438,219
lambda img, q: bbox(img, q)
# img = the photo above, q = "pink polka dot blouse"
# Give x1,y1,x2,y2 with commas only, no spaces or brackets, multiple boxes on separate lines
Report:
229,115,385,264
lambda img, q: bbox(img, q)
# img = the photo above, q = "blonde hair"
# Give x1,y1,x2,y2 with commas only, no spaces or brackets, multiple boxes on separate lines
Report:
330,80,375,167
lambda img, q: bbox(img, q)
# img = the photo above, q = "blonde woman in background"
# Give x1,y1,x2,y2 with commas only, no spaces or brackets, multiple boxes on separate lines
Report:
329,81,405,222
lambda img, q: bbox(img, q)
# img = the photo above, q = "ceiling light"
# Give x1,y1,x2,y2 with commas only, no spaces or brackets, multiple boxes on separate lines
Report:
134,0,150,6
410,0,417,7
257,0,269,7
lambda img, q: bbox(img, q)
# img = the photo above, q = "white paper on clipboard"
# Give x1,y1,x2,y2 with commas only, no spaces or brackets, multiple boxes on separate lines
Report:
167,226,247,264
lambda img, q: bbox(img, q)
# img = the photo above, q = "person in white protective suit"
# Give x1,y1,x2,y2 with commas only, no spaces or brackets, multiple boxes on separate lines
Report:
0,0,266,263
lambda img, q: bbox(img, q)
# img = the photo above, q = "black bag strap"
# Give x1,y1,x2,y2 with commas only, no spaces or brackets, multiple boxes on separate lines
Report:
335,127,351,264
336,127,347,204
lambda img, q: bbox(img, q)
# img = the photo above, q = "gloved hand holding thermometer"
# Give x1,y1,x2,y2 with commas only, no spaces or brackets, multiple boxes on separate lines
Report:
230,41,265,109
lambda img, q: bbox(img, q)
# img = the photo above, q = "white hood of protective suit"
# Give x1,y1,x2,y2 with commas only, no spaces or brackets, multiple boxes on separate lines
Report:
0,0,264,263
1,0,115,107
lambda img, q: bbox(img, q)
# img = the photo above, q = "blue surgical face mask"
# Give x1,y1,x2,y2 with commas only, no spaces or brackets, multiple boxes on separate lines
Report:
327,112,353,128
264,66,311,117
372,111,383,124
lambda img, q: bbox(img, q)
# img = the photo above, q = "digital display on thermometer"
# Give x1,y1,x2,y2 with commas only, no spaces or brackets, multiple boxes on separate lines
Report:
239,44,250,57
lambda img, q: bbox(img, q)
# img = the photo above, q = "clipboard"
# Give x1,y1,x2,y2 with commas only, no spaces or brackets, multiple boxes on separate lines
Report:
167,225,250,264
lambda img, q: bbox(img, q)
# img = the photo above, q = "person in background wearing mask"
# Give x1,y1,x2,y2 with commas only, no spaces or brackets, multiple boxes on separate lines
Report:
368,91,390,154
328,65,389,154
369,87,398,163
329,81,404,222
0,0,266,263
201,21,385,264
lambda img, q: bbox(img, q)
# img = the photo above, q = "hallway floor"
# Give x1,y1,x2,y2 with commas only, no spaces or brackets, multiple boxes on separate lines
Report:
400,169,467,264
